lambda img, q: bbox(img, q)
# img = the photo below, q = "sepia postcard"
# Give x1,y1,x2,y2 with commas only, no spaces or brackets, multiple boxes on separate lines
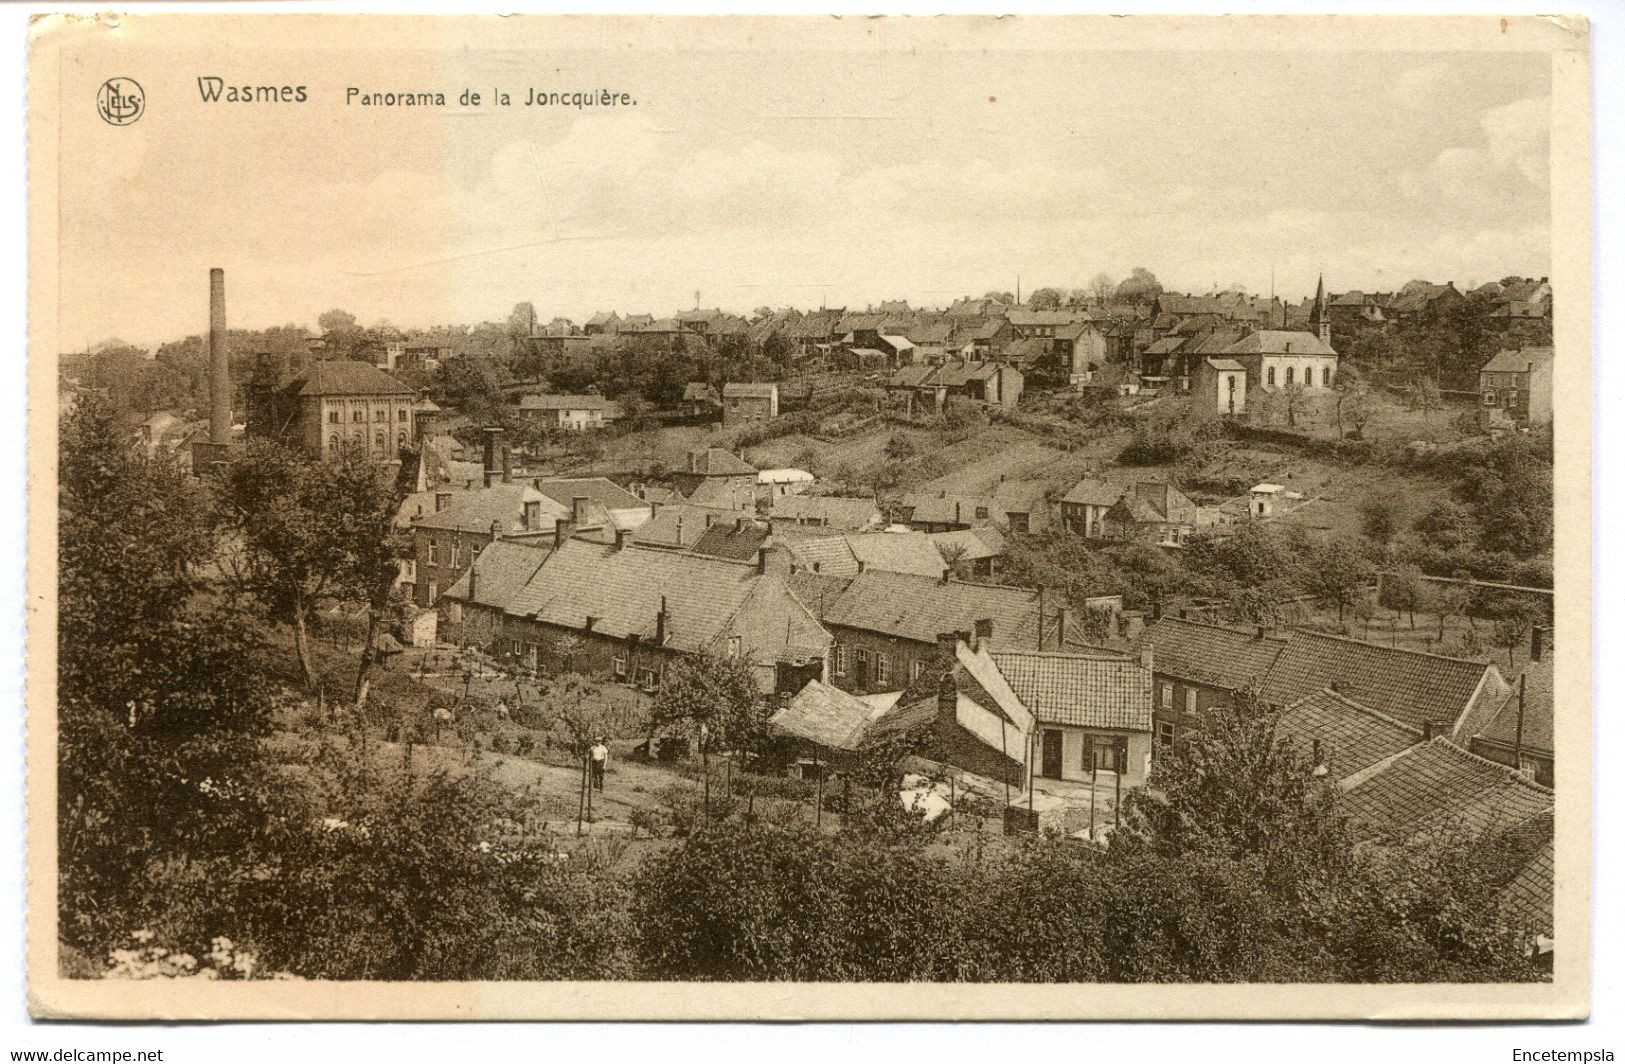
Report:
25,12,1592,1020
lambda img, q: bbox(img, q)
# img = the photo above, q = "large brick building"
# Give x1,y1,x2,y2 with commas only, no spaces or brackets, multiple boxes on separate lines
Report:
247,357,422,462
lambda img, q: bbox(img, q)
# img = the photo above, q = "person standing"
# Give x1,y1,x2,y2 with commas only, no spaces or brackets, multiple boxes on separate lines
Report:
589,738,608,791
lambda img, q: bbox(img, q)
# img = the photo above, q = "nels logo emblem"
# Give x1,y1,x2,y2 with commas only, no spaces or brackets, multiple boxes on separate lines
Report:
97,77,145,126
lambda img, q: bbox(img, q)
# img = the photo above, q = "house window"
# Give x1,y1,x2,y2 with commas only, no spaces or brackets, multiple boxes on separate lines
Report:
375,409,388,422
612,652,628,680
1267,367,1276,387
429,541,442,565
1304,367,1315,388
353,409,365,423
1483,392,1498,406
727,635,742,659
974,506,989,520
374,430,385,448
833,645,847,676
328,410,340,424
1184,688,1197,714
398,408,408,421
911,660,925,681
637,667,658,690
875,652,890,685
1157,721,1175,748
1285,366,1295,386
1159,682,1173,709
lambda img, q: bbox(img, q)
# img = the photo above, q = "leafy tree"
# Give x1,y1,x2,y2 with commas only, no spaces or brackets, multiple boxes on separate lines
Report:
318,309,358,333
1360,493,1405,544
1413,499,1477,552
1114,267,1163,304
651,653,770,758
883,433,916,462
1281,381,1308,428
1087,272,1116,305
217,441,402,692
1302,536,1374,623
1490,598,1542,671
1379,564,1426,629
1027,287,1063,311
1406,375,1443,420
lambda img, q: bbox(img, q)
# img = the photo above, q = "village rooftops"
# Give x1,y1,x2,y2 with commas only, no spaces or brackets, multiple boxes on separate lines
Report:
1219,330,1337,357
771,680,900,752
684,448,757,476
990,649,1152,731
1259,629,1507,734
1481,346,1555,374
440,540,553,611
689,519,771,562
767,494,883,531
295,359,416,397
1340,737,1553,844
1139,617,1290,693
1476,657,1554,757
1278,688,1423,785
722,382,779,399
1060,477,1128,508
529,476,648,517
793,568,1042,649
517,393,618,411
407,482,567,537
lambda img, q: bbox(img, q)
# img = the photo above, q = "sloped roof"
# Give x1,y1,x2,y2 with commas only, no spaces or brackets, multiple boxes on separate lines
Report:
1060,477,1127,508
926,526,1006,562
690,520,770,562
1278,688,1423,782
723,382,779,399
1205,358,1246,371
442,540,553,610
686,448,757,476
685,477,757,511
809,569,1041,648
1497,840,1554,938
517,393,617,411
771,680,895,751
1476,657,1554,756
768,494,882,530
1481,346,1555,374
900,491,1001,526
1220,330,1337,357
411,483,568,536
846,532,951,579
1261,630,1502,732
776,530,861,577
991,649,1152,730
530,476,646,514
1139,617,1289,692
297,360,416,397
1340,738,1554,843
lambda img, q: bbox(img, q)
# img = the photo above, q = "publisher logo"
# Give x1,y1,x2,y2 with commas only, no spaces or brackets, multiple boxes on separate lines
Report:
97,77,145,126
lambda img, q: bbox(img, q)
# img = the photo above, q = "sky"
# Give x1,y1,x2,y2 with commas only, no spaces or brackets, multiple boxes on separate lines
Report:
53,20,1554,348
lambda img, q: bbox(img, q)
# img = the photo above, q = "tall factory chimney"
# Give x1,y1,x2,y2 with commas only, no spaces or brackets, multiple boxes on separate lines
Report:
209,267,230,445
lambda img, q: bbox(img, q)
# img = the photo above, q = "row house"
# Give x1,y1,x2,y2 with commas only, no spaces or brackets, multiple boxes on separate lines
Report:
442,539,832,696
790,567,1044,697
721,382,780,427
1138,616,1511,753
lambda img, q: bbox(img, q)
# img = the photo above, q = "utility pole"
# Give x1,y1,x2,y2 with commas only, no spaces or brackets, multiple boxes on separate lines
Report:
1512,672,1528,772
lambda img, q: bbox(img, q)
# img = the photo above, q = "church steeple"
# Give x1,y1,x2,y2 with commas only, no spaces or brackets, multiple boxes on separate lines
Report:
1310,273,1331,345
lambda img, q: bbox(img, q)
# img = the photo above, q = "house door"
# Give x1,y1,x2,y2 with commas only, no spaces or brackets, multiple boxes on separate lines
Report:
1041,729,1064,779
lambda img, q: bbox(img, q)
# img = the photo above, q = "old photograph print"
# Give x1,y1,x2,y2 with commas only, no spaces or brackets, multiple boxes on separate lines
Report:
25,14,1591,1020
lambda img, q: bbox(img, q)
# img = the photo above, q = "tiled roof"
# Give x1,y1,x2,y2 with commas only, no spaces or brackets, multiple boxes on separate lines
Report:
1497,840,1554,937
410,483,569,536
690,520,770,562
1220,330,1337,357
900,491,1001,527
925,526,1006,562
517,393,616,411
530,476,647,514
1341,738,1554,843
1481,346,1555,375
1476,657,1554,755
991,649,1152,730
687,448,757,476
1260,630,1503,732
810,569,1041,648
767,494,881,530
776,531,860,577
504,540,827,659
685,478,757,511
442,541,553,610
1139,617,1288,692
1059,477,1127,508
993,479,1051,513
722,382,778,399
629,502,735,549
846,532,950,579
297,360,416,397
1278,688,1422,782
771,680,893,751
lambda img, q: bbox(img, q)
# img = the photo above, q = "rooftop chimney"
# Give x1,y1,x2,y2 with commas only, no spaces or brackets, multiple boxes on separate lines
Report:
482,427,504,488
208,268,230,446
655,595,668,646
973,618,993,650
572,496,590,525
1422,720,1437,741
490,519,502,543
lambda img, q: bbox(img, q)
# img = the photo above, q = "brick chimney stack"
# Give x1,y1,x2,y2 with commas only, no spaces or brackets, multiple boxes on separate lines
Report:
208,268,230,446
